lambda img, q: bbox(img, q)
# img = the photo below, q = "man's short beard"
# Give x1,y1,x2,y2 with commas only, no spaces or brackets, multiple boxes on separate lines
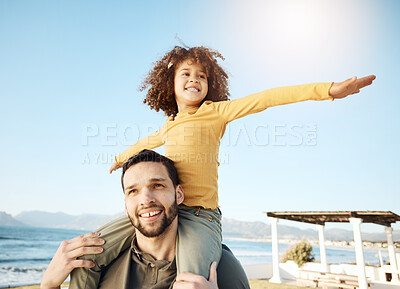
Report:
128,197,178,238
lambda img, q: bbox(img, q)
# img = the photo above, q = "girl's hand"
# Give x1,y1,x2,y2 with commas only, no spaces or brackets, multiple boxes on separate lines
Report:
173,262,218,289
109,161,122,174
329,75,376,99
40,232,104,289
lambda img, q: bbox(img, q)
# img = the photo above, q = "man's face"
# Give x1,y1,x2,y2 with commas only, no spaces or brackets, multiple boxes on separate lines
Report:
123,162,183,238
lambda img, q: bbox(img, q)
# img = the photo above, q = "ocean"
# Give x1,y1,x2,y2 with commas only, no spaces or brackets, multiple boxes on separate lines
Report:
0,226,390,287
0,226,87,287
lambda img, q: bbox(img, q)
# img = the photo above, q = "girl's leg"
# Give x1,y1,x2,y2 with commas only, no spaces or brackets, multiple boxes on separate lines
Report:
69,216,135,289
176,205,222,279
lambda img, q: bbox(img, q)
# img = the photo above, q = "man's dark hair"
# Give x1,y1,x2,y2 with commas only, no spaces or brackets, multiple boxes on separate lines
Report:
121,149,179,190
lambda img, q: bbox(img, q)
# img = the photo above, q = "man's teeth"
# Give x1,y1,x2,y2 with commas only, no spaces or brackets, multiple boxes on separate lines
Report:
141,211,161,217
186,87,199,92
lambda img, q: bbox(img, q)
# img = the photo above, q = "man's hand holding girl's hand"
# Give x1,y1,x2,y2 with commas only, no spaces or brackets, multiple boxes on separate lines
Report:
40,232,105,289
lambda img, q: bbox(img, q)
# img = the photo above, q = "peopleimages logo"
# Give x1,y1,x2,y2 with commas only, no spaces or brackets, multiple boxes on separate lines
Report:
81,123,160,146
80,122,318,164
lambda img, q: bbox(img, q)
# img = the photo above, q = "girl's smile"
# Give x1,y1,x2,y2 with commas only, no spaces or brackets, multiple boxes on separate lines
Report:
174,60,208,112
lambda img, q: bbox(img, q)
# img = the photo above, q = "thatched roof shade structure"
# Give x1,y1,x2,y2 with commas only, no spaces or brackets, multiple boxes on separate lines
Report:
265,211,400,226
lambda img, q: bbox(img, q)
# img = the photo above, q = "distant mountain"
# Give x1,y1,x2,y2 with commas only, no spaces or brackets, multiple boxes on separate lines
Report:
3,211,399,242
363,231,400,242
278,224,317,240
0,211,27,227
14,211,123,231
222,218,318,240
15,211,73,228
61,213,124,230
222,218,400,242
325,228,352,241
222,218,317,240
222,218,270,239
324,228,400,242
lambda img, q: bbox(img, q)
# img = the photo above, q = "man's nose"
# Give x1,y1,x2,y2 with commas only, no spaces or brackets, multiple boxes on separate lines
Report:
139,188,156,205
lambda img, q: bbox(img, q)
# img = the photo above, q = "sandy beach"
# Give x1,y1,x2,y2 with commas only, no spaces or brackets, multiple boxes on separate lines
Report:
6,279,309,289
244,264,272,279
2,264,280,289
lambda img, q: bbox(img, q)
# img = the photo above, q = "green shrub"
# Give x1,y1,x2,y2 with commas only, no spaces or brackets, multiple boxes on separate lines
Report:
281,239,315,267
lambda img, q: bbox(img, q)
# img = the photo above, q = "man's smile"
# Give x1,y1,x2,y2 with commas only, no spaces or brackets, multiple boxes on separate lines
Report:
139,210,162,218
138,209,163,222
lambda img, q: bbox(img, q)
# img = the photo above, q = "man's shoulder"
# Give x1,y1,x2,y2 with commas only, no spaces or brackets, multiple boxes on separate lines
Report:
98,248,131,288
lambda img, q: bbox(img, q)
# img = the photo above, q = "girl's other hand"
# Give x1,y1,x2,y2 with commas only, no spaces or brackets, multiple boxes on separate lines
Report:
173,262,218,289
109,161,122,174
329,75,376,99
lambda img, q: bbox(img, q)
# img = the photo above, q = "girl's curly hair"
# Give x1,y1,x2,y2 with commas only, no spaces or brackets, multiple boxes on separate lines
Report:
140,46,230,116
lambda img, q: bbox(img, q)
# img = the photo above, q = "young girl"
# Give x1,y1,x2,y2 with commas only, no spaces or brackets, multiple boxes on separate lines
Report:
70,46,375,288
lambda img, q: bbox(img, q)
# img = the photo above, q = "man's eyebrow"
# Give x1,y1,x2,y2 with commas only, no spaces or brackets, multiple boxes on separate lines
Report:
124,184,138,192
149,178,167,182
124,178,167,191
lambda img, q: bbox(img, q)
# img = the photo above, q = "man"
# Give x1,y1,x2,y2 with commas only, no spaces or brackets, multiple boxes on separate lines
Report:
41,150,249,289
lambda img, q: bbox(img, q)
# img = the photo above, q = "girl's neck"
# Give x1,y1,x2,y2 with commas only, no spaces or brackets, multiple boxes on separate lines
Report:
177,103,200,113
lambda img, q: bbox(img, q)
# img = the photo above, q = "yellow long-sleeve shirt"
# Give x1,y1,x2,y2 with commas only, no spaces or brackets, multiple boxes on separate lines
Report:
116,82,333,209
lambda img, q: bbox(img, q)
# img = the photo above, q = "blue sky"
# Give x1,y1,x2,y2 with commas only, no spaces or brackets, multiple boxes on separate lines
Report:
1,0,399,233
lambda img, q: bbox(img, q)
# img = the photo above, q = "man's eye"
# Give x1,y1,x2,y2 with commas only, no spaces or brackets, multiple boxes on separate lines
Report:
128,189,137,195
154,184,164,189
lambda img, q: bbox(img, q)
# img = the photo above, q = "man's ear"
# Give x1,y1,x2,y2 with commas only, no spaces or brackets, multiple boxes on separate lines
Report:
176,185,184,205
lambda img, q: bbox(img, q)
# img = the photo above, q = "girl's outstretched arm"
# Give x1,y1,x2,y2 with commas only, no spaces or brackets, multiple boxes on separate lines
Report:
212,75,376,123
329,75,376,99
